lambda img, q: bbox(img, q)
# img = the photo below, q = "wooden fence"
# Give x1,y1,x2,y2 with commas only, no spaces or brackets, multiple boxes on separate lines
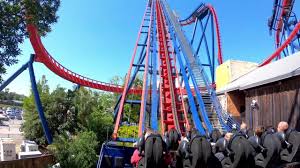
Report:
0,154,55,168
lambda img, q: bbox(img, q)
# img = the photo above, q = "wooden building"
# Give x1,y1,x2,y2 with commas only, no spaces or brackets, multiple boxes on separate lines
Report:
217,52,300,131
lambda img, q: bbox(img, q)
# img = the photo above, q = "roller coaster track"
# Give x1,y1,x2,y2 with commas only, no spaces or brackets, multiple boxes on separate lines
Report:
274,0,294,48
27,24,208,95
260,0,300,66
26,24,142,95
162,0,238,131
179,4,223,65
156,0,187,134
260,21,300,66
26,0,239,137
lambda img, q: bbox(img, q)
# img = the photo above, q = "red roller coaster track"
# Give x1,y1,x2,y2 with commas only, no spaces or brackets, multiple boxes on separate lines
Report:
207,5,223,65
26,1,298,95
27,24,209,95
275,0,293,48
156,0,187,134
27,24,143,95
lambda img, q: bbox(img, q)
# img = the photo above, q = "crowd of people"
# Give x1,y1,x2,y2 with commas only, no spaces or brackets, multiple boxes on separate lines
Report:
130,121,299,168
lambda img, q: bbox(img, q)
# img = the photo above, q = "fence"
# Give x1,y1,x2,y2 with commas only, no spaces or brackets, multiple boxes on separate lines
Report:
0,154,55,168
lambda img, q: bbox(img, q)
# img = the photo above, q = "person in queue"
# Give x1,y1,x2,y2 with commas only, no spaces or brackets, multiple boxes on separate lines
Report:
248,125,267,154
144,127,165,168
214,132,234,161
131,142,142,167
277,121,289,133
225,132,234,142
255,125,265,138
239,121,249,138
276,121,293,150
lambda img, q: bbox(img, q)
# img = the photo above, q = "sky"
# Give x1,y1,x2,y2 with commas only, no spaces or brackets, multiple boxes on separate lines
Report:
4,0,300,96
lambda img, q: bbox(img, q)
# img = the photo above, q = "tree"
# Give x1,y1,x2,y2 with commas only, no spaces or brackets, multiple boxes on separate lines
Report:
86,109,113,149
22,78,79,145
122,75,143,123
73,88,114,143
73,88,98,128
0,90,26,101
0,0,60,82
47,86,77,135
50,131,98,168
86,92,114,145
21,75,144,166
22,79,116,147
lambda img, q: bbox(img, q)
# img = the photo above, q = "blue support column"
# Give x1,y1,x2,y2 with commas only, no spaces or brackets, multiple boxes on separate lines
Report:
195,16,211,56
190,18,198,45
0,62,29,91
28,55,53,144
166,12,213,134
284,19,296,54
174,48,206,135
161,2,223,133
165,15,206,135
199,17,213,82
151,6,159,131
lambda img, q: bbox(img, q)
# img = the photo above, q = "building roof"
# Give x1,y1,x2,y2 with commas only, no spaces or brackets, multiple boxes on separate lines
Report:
218,52,300,93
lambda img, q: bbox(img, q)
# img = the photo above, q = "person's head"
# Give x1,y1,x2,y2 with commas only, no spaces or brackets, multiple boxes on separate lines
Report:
143,129,147,136
240,122,247,130
145,127,154,138
224,132,233,141
133,142,138,148
255,125,265,137
277,121,289,133
181,135,187,141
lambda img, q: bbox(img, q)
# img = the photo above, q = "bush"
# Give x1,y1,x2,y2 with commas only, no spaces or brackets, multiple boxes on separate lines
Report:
50,131,98,168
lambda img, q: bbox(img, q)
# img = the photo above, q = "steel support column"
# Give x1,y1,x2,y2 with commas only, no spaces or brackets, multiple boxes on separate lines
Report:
28,55,53,144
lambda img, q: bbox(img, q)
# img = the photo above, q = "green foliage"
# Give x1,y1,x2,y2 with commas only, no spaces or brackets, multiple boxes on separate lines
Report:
0,91,26,101
23,0,60,36
108,75,143,124
0,1,25,76
72,88,115,143
47,86,77,135
21,75,142,166
22,75,116,137
0,88,26,107
0,0,60,82
121,75,143,123
117,125,139,147
73,88,98,128
86,106,113,143
118,125,139,138
50,131,98,168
